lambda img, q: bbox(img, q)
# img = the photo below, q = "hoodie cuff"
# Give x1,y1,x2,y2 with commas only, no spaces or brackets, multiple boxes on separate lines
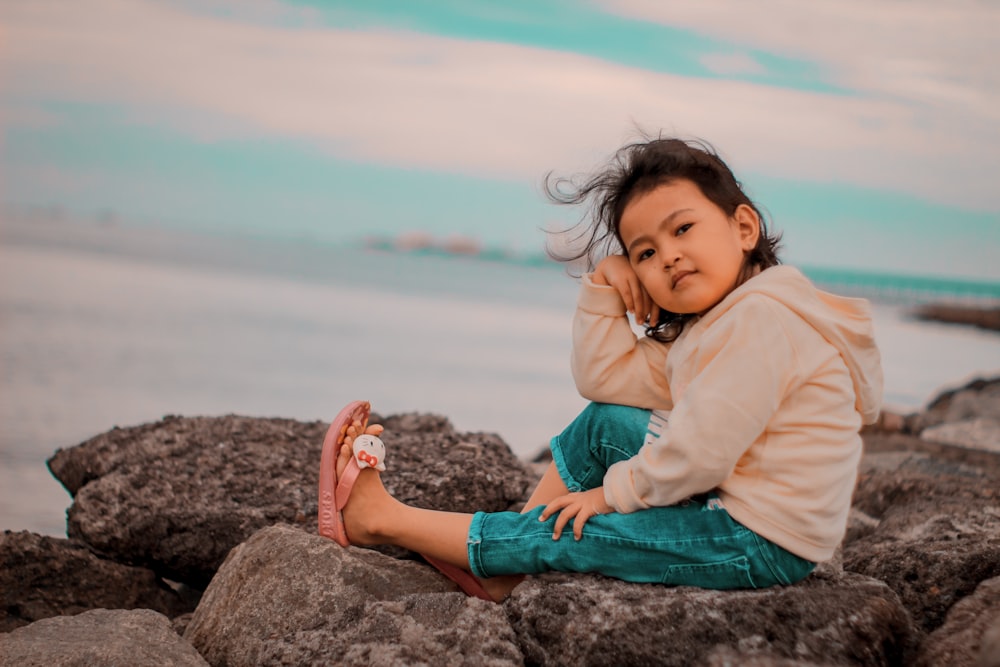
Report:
579,274,628,316
603,460,649,514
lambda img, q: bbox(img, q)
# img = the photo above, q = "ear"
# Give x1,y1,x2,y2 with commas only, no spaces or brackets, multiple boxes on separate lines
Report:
732,204,761,252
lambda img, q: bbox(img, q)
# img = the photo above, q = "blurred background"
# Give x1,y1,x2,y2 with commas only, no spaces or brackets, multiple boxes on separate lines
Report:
2,0,999,536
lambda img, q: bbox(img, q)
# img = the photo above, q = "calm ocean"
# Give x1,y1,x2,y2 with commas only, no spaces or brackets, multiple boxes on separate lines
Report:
2,217,999,536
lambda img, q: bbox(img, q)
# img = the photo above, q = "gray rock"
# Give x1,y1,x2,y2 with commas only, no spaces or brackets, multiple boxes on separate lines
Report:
171,611,195,637
184,524,522,667
844,507,881,544
0,608,208,667
851,450,999,521
906,376,1000,435
704,649,832,667
505,568,915,666
979,616,1000,667
47,413,534,586
919,576,1000,667
847,449,1000,634
20,379,1000,665
845,503,1000,634
922,417,1000,453
911,303,1000,332
0,530,196,632
187,525,919,666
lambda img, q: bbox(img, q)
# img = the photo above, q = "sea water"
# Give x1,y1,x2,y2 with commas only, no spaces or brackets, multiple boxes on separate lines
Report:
2,218,998,536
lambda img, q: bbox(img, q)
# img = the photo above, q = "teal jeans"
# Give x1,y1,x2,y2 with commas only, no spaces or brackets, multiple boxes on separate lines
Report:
467,403,815,589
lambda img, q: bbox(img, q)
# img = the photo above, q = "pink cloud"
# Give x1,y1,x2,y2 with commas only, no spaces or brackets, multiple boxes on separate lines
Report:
2,0,997,211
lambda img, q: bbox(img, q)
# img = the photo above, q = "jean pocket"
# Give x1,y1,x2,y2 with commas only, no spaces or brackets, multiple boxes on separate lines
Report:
751,533,816,586
660,556,757,590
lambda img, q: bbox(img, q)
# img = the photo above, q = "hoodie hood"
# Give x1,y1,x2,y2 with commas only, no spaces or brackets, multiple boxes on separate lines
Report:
700,265,883,424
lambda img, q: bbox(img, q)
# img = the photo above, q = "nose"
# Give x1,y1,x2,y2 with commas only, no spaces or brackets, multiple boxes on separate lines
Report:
661,246,681,269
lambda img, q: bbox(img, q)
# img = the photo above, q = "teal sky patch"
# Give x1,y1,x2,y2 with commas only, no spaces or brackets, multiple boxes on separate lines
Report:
2,102,562,250
5,100,996,280
276,0,840,93
3,2,996,281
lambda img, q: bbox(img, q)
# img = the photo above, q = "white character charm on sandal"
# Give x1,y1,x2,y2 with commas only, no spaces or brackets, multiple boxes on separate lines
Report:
352,434,387,471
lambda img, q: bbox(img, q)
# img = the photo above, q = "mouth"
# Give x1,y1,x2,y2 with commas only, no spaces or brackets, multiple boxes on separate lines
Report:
671,270,694,289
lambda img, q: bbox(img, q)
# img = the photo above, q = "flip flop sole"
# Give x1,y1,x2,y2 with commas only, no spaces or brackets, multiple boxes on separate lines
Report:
424,555,494,601
317,400,494,601
318,400,370,546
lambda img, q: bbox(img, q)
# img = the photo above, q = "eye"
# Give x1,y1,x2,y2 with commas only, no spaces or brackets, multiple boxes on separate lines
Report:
676,223,693,236
636,248,655,262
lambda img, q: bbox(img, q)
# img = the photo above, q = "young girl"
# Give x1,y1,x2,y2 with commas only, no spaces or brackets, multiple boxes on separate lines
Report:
318,136,883,602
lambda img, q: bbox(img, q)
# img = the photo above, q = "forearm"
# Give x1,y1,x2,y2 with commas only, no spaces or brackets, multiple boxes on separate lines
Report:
571,275,671,408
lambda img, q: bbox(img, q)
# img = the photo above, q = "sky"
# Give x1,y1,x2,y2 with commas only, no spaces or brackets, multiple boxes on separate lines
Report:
2,0,999,280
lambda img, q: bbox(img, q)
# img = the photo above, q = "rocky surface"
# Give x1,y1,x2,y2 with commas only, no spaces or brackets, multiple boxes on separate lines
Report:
0,531,197,632
46,412,533,585
186,525,916,666
3,378,999,665
912,302,1000,332
506,567,915,666
184,525,522,666
918,576,1000,667
845,446,1000,634
0,608,208,667
908,377,1000,453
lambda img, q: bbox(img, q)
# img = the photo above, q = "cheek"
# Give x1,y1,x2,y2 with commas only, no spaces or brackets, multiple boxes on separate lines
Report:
635,268,669,300
633,264,657,287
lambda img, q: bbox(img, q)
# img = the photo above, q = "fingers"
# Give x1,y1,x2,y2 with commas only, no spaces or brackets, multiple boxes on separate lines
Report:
614,277,644,322
573,509,592,541
538,495,570,540
610,274,636,315
621,275,642,320
649,303,661,327
619,273,653,325
539,494,592,541
552,507,574,541
635,287,652,325
537,494,568,523
593,255,664,325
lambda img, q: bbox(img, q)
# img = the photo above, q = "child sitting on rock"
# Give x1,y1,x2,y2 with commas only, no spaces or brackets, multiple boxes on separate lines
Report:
318,135,883,602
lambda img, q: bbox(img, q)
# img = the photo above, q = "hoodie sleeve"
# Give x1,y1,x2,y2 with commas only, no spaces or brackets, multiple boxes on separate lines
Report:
570,274,672,410
603,295,801,513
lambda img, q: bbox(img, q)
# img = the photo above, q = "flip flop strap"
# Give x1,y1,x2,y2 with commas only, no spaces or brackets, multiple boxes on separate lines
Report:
335,458,361,511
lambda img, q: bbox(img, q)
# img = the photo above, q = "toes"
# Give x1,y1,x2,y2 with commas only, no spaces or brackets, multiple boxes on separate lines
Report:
335,442,353,476
365,424,384,436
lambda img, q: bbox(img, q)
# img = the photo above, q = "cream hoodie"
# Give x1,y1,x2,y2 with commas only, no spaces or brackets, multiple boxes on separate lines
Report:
572,265,883,562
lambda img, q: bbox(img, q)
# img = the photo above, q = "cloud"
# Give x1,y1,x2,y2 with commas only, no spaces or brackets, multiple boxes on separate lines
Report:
698,52,767,77
602,0,1000,129
2,0,998,212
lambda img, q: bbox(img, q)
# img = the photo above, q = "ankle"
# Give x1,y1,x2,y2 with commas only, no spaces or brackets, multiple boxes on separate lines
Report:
369,496,409,543
482,574,525,602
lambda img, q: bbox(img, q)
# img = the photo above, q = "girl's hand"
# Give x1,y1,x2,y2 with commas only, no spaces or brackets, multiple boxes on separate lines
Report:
539,487,614,541
592,255,659,326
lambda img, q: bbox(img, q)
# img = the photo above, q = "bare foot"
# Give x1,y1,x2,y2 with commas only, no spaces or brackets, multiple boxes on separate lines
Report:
336,432,395,546
336,417,525,603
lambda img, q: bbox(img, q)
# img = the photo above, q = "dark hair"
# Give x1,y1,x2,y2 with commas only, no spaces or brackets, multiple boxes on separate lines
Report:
545,135,781,342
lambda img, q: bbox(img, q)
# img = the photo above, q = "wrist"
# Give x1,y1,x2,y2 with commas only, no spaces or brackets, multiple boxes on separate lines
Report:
590,270,610,286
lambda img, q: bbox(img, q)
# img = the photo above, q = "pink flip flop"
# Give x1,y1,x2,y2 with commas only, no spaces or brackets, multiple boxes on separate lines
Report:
318,401,493,602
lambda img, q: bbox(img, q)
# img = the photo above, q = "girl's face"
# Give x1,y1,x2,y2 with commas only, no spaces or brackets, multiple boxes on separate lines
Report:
619,179,760,315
